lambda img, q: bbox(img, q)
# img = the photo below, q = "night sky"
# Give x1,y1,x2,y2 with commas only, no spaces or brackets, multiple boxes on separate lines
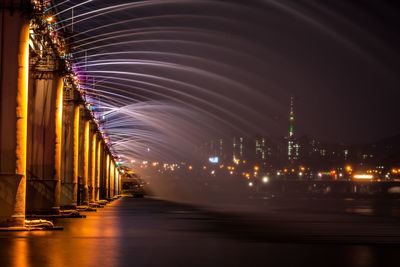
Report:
55,0,400,161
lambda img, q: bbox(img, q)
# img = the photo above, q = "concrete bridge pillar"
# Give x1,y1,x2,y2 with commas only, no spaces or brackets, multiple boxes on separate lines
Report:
0,3,30,226
104,152,110,198
26,74,63,215
82,119,90,204
90,129,97,202
100,144,108,200
60,87,80,209
73,106,80,203
110,157,115,197
115,166,119,196
110,160,115,198
99,143,106,200
114,170,118,196
118,171,121,195
77,106,84,204
116,170,120,196
96,139,101,201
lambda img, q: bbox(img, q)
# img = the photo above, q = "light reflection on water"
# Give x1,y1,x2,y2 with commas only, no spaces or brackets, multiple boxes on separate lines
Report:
12,239,29,267
6,206,121,267
1,198,400,267
345,207,374,216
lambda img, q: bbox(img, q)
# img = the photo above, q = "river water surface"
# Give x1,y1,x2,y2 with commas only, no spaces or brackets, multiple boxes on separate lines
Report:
0,197,399,267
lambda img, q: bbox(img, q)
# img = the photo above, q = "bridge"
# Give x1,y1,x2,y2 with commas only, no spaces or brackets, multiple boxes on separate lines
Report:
0,0,121,227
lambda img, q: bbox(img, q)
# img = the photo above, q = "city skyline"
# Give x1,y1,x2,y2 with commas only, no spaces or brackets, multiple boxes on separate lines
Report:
199,94,400,170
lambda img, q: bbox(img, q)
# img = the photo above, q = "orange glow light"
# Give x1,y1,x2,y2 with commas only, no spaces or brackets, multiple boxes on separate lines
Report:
353,174,373,180
345,165,353,172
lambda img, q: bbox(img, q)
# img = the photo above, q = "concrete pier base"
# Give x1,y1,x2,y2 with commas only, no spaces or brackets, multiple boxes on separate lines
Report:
0,174,25,227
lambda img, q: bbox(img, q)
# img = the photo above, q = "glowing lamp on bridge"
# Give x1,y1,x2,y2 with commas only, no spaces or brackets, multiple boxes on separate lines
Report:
353,174,373,180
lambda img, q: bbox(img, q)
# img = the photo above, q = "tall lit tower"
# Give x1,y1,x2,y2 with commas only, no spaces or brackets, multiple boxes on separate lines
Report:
289,96,295,138
288,96,299,162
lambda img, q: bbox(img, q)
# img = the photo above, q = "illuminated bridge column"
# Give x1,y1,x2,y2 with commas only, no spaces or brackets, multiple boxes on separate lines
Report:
116,170,120,195
115,167,119,196
99,143,107,200
113,164,117,196
0,3,29,227
76,105,85,205
105,153,110,199
90,127,97,202
82,119,90,204
108,158,112,198
105,150,111,199
96,139,101,201
60,87,80,209
115,170,118,196
119,171,122,195
113,161,117,197
26,73,63,215
119,171,122,194
110,159,115,198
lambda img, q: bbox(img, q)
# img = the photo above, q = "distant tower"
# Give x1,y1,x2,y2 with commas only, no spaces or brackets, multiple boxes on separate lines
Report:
289,96,295,138
288,96,299,162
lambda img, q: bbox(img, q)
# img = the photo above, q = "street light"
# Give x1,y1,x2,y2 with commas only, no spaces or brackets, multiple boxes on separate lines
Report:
345,165,353,172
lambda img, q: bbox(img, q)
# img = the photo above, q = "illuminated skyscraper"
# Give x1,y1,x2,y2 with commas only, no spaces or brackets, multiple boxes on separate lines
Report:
255,137,266,160
288,96,299,162
232,137,245,162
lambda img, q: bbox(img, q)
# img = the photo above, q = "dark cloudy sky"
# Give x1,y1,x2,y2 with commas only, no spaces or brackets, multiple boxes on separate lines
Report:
56,0,400,148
